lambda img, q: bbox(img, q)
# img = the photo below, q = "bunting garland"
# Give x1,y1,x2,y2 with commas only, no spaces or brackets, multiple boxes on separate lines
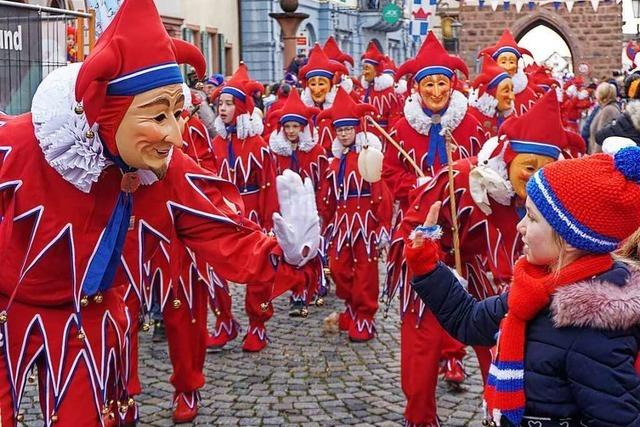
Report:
464,0,609,13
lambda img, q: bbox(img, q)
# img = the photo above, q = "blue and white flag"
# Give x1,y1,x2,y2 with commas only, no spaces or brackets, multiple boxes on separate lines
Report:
410,0,437,40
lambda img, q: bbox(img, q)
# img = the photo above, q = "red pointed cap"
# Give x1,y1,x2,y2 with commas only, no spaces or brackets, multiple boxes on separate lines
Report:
75,0,205,125
270,89,320,128
472,55,512,96
361,40,385,71
323,36,354,67
380,56,398,76
397,31,468,84
528,66,558,93
479,28,532,60
317,87,376,128
299,44,348,84
498,89,568,162
212,63,263,113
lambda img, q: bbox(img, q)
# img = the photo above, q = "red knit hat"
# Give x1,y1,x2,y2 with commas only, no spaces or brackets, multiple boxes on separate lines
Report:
527,146,640,253
270,89,320,129
472,55,512,97
299,44,348,85
361,41,386,73
479,28,532,60
397,31,468,84
75,0,205,131
211,63,263,116
482,90,569,164
323,36,354,67
316,87,375,128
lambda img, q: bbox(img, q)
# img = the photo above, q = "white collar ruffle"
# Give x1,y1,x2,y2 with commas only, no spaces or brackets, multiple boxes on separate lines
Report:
403,90,468,136
214,108,264,140
468,88,514,118
268,125,318,156
331,131,382,159
359,74,394,91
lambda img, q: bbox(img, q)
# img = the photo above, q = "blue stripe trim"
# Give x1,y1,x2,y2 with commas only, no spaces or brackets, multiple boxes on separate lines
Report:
363,58,380,66
492,46,521,60
280,113,308,126
526,170,619,253
306,69,334,80
333,118,359,128
487,72,511,90
107,63,183,96
415,66,454,83
383,69,395,75
221,87,247,102
509,140,562,159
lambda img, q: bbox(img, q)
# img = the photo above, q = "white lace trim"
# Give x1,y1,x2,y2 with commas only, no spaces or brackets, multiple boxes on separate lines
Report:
374,73,395,91
268,125,317,156
214,108,264,140
301,86,337,109
331,131,382,159
512,67,528,95
31,63,110,193
403,90,468,136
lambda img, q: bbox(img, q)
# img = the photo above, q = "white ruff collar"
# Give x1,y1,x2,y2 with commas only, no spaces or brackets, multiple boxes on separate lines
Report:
214,108,264,140
403,90,468,136
512,67,528,95
373,73,395,91
301,86,337,109
331,131,382,159
469,90,514,118
269,125,317,156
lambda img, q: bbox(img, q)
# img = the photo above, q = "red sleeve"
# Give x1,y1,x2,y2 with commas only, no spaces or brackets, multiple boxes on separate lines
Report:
387,92,403,130
372,179,393,237
382,126,418,204
318,167,336,233
257,144,279,231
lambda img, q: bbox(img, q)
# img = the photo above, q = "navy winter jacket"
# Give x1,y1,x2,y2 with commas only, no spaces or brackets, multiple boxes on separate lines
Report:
412,262,640,427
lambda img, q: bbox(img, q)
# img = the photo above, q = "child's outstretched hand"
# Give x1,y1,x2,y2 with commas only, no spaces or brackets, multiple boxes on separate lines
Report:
404,202,442,276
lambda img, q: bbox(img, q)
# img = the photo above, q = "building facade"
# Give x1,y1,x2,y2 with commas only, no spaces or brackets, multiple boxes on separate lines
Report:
240,0,420,83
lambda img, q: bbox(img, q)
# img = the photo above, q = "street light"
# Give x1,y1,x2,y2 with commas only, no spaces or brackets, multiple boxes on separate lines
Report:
632,0,640,35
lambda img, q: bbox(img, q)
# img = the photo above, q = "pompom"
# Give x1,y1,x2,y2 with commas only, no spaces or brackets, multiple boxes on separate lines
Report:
614,146,640,182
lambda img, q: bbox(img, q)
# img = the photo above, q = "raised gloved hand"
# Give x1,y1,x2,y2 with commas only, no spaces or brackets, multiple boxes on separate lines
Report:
404,201,442,276
272,169,321,267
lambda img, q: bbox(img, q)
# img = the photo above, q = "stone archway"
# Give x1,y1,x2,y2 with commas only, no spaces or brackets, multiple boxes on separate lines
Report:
457,2,622,79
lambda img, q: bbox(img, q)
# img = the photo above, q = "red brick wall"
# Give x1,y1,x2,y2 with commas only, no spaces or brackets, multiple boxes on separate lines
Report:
458,2,622,79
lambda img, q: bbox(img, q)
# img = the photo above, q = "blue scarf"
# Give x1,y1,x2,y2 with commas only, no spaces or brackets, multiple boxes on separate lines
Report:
337,144,357,195
290,146,299,174
81,151,133,297
226,125,237,169
422,107,448,168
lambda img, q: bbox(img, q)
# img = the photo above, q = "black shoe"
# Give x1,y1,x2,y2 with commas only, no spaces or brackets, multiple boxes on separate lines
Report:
288,301,304,317
152,321,166,342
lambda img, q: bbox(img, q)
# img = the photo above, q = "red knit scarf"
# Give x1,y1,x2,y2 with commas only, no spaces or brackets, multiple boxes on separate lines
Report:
485,253,614,425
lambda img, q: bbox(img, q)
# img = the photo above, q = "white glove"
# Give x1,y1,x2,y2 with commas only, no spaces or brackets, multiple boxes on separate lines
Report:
272,169,321,267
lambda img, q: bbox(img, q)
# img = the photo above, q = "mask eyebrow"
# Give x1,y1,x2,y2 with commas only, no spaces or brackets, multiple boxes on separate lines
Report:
137,89,183,109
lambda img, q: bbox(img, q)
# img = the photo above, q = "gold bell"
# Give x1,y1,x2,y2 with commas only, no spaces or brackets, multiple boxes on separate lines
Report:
102,406,110,415
85,129,95,139
16,413,24,422
195,81,204,90
172,299,181,309
77,330,86,340
191,318,196,324
80,296,89,307
119,404,128,414
128,397,135,407
315,298,325,307
300,308,309,318
214,308,221,316
28,374,36,384
0,311,8,324
260,302,270,312
74,104,84,115
141,322,150,332
108,412,115,420
50,413,58,423
93,293,103,304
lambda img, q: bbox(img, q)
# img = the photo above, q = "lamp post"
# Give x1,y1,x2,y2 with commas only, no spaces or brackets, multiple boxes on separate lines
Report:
270,0,310,74
632,0,640,36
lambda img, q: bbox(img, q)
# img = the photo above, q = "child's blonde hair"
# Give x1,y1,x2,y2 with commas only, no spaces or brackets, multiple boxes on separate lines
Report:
614,227,640,269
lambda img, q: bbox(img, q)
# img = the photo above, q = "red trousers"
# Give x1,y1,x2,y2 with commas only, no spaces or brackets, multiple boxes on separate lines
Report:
328,240,378,320
0,289,130,426
210,279,273,325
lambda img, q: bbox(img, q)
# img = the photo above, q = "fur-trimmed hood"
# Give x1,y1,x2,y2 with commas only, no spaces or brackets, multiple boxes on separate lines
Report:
626,100,640,132
551,265,640,331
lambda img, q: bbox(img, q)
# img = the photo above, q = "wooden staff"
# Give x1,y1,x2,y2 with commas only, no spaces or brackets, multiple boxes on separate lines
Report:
444,129,462,275
366,117,425,178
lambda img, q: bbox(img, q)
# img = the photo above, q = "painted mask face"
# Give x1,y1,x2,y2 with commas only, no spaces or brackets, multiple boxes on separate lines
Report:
308,76,332,104
517,196,561,266
496,52,518,76
217,93,236,125
335,125,356,147
508,153,555,200
361,63,377,83
418,74,452,112
495,78,515,113
283,122,302,142
115,84,185,179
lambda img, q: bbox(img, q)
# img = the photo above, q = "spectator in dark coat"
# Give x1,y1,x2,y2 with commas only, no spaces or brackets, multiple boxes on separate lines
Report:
595,100,640,147
588,82,620,153
405,146,640,427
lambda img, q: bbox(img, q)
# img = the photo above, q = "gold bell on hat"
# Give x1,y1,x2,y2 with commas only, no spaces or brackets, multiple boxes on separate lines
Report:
0,311,8,323
315,298,325,307
80,295,89,307
93,293,103,304
85,129,95,139
172,299,181,309
74,104,84,115
260,302,269,312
